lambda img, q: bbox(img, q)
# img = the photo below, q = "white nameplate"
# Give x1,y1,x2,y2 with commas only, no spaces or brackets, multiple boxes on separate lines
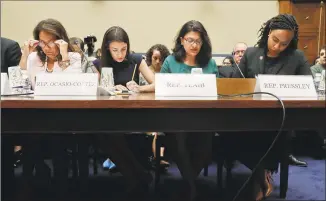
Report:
34,73,98,96
155,74,217,97
254,74,317,99
1,73,12,95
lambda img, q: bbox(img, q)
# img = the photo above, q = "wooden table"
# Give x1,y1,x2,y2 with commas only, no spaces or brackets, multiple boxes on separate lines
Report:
1,93,325,198
1,93,325,134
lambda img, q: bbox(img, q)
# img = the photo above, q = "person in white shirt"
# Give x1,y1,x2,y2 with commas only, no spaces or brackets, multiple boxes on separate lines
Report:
18,18,81,200
19,18,82,89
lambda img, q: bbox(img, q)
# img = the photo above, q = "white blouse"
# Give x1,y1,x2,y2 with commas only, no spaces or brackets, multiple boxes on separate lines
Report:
25,52,82,88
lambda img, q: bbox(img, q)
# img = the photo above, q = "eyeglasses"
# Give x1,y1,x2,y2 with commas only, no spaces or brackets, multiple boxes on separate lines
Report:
38,41,56,48
184,37,203,46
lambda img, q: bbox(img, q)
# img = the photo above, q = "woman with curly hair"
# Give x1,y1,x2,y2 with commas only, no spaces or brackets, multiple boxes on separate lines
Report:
145,44,170,72
139,44,171,170
230,14,311,201
139,44,170,85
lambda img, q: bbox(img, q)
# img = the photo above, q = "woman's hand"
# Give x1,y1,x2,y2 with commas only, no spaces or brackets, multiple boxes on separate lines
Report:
126,80,140,92
54,39,69,60
114,85,128,91
22,40,39,57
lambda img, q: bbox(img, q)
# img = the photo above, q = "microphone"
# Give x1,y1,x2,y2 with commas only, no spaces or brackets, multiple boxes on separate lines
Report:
234,61,245,78
191,68,203,74
74,40,99,74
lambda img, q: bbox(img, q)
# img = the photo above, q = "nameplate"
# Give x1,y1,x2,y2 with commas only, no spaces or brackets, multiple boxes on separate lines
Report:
254,74,317,99
34,74,98,96
155,74,217,97
1,73,12,95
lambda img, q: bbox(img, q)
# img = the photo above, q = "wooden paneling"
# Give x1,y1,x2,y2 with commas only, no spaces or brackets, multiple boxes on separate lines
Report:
279,0,325,64
292,3,321,33
298,32,319,61
279,0,292,13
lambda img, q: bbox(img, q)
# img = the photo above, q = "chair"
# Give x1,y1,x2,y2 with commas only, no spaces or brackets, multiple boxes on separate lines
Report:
215,130,291,199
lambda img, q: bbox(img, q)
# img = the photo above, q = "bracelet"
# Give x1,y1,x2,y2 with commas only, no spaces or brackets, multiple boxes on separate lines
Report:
59,60,70,68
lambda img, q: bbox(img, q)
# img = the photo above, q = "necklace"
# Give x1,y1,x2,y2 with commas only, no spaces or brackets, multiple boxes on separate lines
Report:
46,67,53,73
45,56,55,73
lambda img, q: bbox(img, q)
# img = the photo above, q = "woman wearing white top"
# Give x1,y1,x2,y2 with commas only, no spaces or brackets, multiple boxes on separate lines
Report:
19,19,82,89
18,18,81,201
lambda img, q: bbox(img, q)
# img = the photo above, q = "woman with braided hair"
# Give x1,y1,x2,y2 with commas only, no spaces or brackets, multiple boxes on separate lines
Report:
227,14,312,201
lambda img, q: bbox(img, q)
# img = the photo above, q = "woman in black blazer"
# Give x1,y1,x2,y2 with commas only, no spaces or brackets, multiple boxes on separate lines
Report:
228,14,312,201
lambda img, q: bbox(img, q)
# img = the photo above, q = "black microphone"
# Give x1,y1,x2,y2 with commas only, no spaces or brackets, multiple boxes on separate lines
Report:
234,60,245,78
231,52,245,78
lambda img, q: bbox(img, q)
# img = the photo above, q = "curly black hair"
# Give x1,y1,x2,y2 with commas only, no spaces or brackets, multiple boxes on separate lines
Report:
256,14,299,54
145,44,170,66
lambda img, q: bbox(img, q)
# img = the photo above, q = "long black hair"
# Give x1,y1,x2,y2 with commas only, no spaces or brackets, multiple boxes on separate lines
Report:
256,14,299,54
33,18,73,65
172,20,212,67
100,26,130,72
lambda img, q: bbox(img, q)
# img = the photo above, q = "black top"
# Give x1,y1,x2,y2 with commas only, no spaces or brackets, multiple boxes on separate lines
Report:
112,54,143,86
233,47,311,78
264,56,280,74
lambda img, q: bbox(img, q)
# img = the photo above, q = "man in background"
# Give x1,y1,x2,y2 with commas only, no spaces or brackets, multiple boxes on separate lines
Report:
1,37,22,73
219,42,247,78
232,42,248,65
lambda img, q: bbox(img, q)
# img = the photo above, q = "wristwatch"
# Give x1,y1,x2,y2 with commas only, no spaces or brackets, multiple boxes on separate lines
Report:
60,60,70,68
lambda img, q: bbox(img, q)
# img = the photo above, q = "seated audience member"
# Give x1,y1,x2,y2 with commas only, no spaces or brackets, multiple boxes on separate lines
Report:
92,48,101,70
232,42,248,65
69,37,99,74
96,48,101,59
230,14,311,201
1,37,22,73
140,44,170,170
221,55,234,66
314,57,320,65
140,44,170,85
146,44,170,72
311,45,325,77
161,20,218,201
219,42,247,77
96,26,154,200
18,18,82,200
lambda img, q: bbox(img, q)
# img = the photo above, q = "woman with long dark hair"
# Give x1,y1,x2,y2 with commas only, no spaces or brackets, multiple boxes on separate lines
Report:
18,18,82,200
97,26,154,200
161,20,218,201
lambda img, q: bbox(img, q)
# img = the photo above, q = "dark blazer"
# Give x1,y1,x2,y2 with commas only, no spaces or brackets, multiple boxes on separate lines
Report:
1,37,22,73
218,64,239,78
226,47,312,78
